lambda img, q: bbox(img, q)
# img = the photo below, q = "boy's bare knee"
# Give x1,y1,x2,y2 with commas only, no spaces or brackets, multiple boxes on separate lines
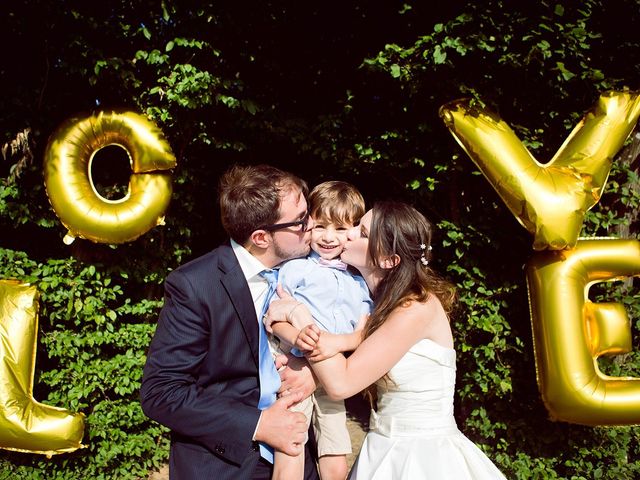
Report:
318,455,348,480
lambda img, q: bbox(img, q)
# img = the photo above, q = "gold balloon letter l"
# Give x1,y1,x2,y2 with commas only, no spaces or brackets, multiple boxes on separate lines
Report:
0,280,85,455
440,91,640,250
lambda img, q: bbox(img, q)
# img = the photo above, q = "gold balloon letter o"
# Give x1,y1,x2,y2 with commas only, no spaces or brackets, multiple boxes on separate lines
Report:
43,111,177,244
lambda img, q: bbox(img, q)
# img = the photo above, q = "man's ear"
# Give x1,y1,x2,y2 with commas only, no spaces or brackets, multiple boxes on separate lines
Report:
380,254,400,269
248,229,271,250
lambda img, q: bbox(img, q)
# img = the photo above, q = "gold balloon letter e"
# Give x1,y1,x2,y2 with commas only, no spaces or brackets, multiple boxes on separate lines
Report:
0,280,85,455
526,239,640,425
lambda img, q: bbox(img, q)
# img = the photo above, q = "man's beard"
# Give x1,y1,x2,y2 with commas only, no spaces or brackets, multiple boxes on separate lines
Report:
274,239,310,263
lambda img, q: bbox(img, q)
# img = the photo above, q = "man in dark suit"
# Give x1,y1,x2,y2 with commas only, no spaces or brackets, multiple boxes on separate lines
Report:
140,164,320,479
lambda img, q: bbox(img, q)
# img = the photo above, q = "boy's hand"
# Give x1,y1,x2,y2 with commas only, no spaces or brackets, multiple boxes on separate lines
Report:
307,331,343,362
295,324,321,351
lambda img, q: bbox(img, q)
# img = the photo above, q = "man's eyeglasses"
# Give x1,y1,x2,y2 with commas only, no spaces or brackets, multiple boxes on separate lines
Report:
258,211,310,232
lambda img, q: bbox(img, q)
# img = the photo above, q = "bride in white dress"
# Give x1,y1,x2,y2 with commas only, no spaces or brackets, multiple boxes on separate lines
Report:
268,201,506,479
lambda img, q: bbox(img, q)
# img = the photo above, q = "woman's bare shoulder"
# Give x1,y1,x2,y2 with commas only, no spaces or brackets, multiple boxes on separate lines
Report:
394,296,452,346
387,298,436,330
398,294,446,317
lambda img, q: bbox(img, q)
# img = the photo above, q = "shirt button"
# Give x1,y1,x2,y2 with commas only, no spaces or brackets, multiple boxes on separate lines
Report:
214,445,225,455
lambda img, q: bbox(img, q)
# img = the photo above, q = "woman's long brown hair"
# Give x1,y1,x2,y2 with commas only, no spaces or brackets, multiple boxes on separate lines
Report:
360,201,456,406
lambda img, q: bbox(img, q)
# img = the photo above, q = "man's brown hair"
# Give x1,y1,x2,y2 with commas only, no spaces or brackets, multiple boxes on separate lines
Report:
218,164,308,245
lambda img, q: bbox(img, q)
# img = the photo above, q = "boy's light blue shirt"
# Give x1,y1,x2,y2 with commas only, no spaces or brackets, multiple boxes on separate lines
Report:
277,251,373,335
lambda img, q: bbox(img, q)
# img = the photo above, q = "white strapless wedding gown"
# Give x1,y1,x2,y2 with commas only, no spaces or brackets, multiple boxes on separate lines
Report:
349,339,507,479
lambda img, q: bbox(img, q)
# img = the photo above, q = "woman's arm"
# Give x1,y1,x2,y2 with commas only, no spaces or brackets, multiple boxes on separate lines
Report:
267,290,450,400
269,308,364,357
309,300,440,400
266,288,366,357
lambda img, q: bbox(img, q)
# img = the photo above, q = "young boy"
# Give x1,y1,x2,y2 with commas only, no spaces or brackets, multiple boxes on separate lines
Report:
268,181,372,480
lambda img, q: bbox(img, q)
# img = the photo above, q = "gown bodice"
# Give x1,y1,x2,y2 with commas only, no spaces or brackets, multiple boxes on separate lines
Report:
379,339,455,415
350,338,507,479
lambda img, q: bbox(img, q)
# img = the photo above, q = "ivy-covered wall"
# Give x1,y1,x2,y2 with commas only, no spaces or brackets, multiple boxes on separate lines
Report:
1,1,640,478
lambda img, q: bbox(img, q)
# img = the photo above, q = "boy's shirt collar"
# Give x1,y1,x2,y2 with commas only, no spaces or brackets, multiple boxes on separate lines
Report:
310,250,348,270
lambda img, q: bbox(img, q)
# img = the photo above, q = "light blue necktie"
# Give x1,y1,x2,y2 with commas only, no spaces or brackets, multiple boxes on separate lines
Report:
257,269,281,463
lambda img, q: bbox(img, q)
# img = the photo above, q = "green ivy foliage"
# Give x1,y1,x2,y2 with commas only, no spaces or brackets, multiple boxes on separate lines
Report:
0,248,169,479
1,1,640,478
331,1,640,478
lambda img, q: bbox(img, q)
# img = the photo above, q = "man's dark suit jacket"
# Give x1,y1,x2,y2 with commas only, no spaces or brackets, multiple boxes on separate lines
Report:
140,244,318,479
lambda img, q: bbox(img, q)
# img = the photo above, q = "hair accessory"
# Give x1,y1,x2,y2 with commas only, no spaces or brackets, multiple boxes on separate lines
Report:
419,243,431,266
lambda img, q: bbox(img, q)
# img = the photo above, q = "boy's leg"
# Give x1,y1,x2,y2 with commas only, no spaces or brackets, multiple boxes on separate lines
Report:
318,455,348,480
272,450,305,480
272,395,313,480
312,389,351,480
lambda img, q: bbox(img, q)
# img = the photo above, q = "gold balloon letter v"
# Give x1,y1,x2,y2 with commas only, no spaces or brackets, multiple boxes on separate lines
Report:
0,280,85,455
440,91,640,425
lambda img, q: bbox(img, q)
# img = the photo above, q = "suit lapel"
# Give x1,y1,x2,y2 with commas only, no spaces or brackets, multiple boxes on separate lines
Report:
218,246,260,368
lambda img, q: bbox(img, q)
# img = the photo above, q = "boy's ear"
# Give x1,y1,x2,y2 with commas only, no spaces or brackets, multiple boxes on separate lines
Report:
380,254,400,269
248,229,271,250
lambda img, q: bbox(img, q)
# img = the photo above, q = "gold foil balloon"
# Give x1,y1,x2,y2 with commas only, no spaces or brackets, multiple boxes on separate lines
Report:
439,91,640,250
440,91,640,426
0,280,85,455
43,111,177,244
526,239,640,425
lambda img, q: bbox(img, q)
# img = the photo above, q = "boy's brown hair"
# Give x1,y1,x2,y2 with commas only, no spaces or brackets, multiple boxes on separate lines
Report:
309,181,365,226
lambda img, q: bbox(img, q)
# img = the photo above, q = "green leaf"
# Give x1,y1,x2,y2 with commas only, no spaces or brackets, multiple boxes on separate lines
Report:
433,45,447,64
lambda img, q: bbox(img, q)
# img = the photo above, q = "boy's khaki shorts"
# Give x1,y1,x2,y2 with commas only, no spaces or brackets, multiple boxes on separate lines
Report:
311,387,352,456
270,336,352,456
